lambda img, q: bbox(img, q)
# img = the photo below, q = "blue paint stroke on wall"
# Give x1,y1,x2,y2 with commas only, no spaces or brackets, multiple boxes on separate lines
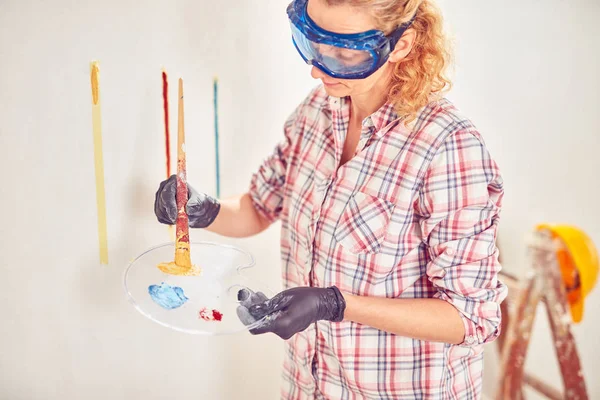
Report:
213,77,220,198
148,282,189,310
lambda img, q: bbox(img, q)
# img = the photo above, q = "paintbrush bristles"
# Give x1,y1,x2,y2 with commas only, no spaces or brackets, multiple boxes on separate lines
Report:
91,62,100,105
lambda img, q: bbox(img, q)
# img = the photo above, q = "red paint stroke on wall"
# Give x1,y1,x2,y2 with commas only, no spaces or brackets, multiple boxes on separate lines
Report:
162,70,171,178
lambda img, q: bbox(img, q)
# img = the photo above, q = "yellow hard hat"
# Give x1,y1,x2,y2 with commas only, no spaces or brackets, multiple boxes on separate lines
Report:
536,224,599,323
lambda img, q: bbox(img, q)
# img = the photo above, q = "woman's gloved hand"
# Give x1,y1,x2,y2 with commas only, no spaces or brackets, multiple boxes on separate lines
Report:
154,174,221,228
236,286,346,340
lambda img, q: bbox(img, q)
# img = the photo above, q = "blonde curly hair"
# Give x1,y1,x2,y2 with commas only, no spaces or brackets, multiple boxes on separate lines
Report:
326,0,453,123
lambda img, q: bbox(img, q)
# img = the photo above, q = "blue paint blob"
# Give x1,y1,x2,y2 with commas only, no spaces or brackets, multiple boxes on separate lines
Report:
148,282,189,310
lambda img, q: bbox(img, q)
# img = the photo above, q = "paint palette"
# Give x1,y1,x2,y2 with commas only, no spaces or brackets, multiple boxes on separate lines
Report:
123,241,273,335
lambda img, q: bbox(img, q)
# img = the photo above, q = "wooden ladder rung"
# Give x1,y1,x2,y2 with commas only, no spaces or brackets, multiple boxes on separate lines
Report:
523,374,563,400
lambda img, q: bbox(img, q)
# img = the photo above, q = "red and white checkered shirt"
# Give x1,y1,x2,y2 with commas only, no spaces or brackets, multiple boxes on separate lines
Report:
249,85,507,400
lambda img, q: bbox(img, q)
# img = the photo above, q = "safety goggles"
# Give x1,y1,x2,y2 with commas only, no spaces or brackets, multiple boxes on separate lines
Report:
286,0,415,79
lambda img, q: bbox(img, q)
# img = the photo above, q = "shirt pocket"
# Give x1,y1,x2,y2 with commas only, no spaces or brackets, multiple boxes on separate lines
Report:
333,191,395,254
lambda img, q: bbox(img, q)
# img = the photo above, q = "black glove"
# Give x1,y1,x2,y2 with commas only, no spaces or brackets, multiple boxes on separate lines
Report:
154,174,221,228
236,286,346,340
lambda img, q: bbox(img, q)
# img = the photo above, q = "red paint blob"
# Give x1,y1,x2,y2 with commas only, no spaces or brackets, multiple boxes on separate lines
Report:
199,307,223,322
212,310,223,321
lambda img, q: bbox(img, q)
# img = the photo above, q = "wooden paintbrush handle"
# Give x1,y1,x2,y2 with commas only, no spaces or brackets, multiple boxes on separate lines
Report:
174,78,192,267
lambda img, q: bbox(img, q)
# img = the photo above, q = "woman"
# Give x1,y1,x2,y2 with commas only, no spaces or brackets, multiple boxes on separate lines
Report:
155,0,507,398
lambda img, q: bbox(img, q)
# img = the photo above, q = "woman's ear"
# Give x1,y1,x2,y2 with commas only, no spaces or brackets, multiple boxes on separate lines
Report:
389,29,417,63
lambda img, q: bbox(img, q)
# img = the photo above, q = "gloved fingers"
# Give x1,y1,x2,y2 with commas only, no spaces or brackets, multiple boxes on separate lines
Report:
186,181,199,198
154,175,178,224
248,310,284,336
154,179,168,221
186,197,208,225
236,305,257,326
186,192,210,215
247,291,290,319
237,288,271,321
237,288,269,307
254,291,269,304
237,288,278,330
248,311,299,340
186,193,221,229
237,288,302,340
160,176,178,223
237,288,268,325
251,312,312,340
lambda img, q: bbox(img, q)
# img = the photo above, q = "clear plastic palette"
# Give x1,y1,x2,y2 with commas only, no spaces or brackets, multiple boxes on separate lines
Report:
123,241,272,335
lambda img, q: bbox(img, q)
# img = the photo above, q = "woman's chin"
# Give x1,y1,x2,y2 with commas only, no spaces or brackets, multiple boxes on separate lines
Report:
322,82,348,97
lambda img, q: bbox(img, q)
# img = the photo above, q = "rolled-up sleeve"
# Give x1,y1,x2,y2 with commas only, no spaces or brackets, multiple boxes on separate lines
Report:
417,130,508,347
248,108,300,223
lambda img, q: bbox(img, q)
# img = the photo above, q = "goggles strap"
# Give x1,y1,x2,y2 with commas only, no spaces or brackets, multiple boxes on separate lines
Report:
389,13,418,50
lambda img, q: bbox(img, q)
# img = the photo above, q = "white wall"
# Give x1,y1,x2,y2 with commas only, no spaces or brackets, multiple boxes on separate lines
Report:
0,1,292,399
1,0,599,399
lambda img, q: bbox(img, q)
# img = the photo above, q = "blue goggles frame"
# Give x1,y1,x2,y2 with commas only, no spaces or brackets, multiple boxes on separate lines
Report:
286,0,415,79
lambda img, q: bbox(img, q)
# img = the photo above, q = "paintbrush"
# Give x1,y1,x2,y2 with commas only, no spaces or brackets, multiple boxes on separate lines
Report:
174,78,192,267
157,78,200,276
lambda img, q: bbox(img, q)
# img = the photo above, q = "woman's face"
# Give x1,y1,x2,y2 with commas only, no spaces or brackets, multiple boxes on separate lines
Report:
307,0,397,98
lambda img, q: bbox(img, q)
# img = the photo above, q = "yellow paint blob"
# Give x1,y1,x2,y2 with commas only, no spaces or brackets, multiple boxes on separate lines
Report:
156,261,201,276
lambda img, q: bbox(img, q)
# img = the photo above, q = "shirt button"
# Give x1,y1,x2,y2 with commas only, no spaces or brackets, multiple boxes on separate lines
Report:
446,248,455,256
465,335,477,345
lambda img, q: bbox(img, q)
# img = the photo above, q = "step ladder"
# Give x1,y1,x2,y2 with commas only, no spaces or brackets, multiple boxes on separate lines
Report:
495,229,588,400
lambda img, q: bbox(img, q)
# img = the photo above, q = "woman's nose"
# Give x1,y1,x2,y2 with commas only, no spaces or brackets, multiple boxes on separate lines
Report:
311,66,326,79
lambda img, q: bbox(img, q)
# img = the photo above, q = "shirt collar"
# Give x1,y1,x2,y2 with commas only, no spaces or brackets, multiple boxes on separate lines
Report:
328,95,402,140
363,101,400,134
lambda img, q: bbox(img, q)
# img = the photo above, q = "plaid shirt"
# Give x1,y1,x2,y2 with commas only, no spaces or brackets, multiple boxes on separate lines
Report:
249,85,507,400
